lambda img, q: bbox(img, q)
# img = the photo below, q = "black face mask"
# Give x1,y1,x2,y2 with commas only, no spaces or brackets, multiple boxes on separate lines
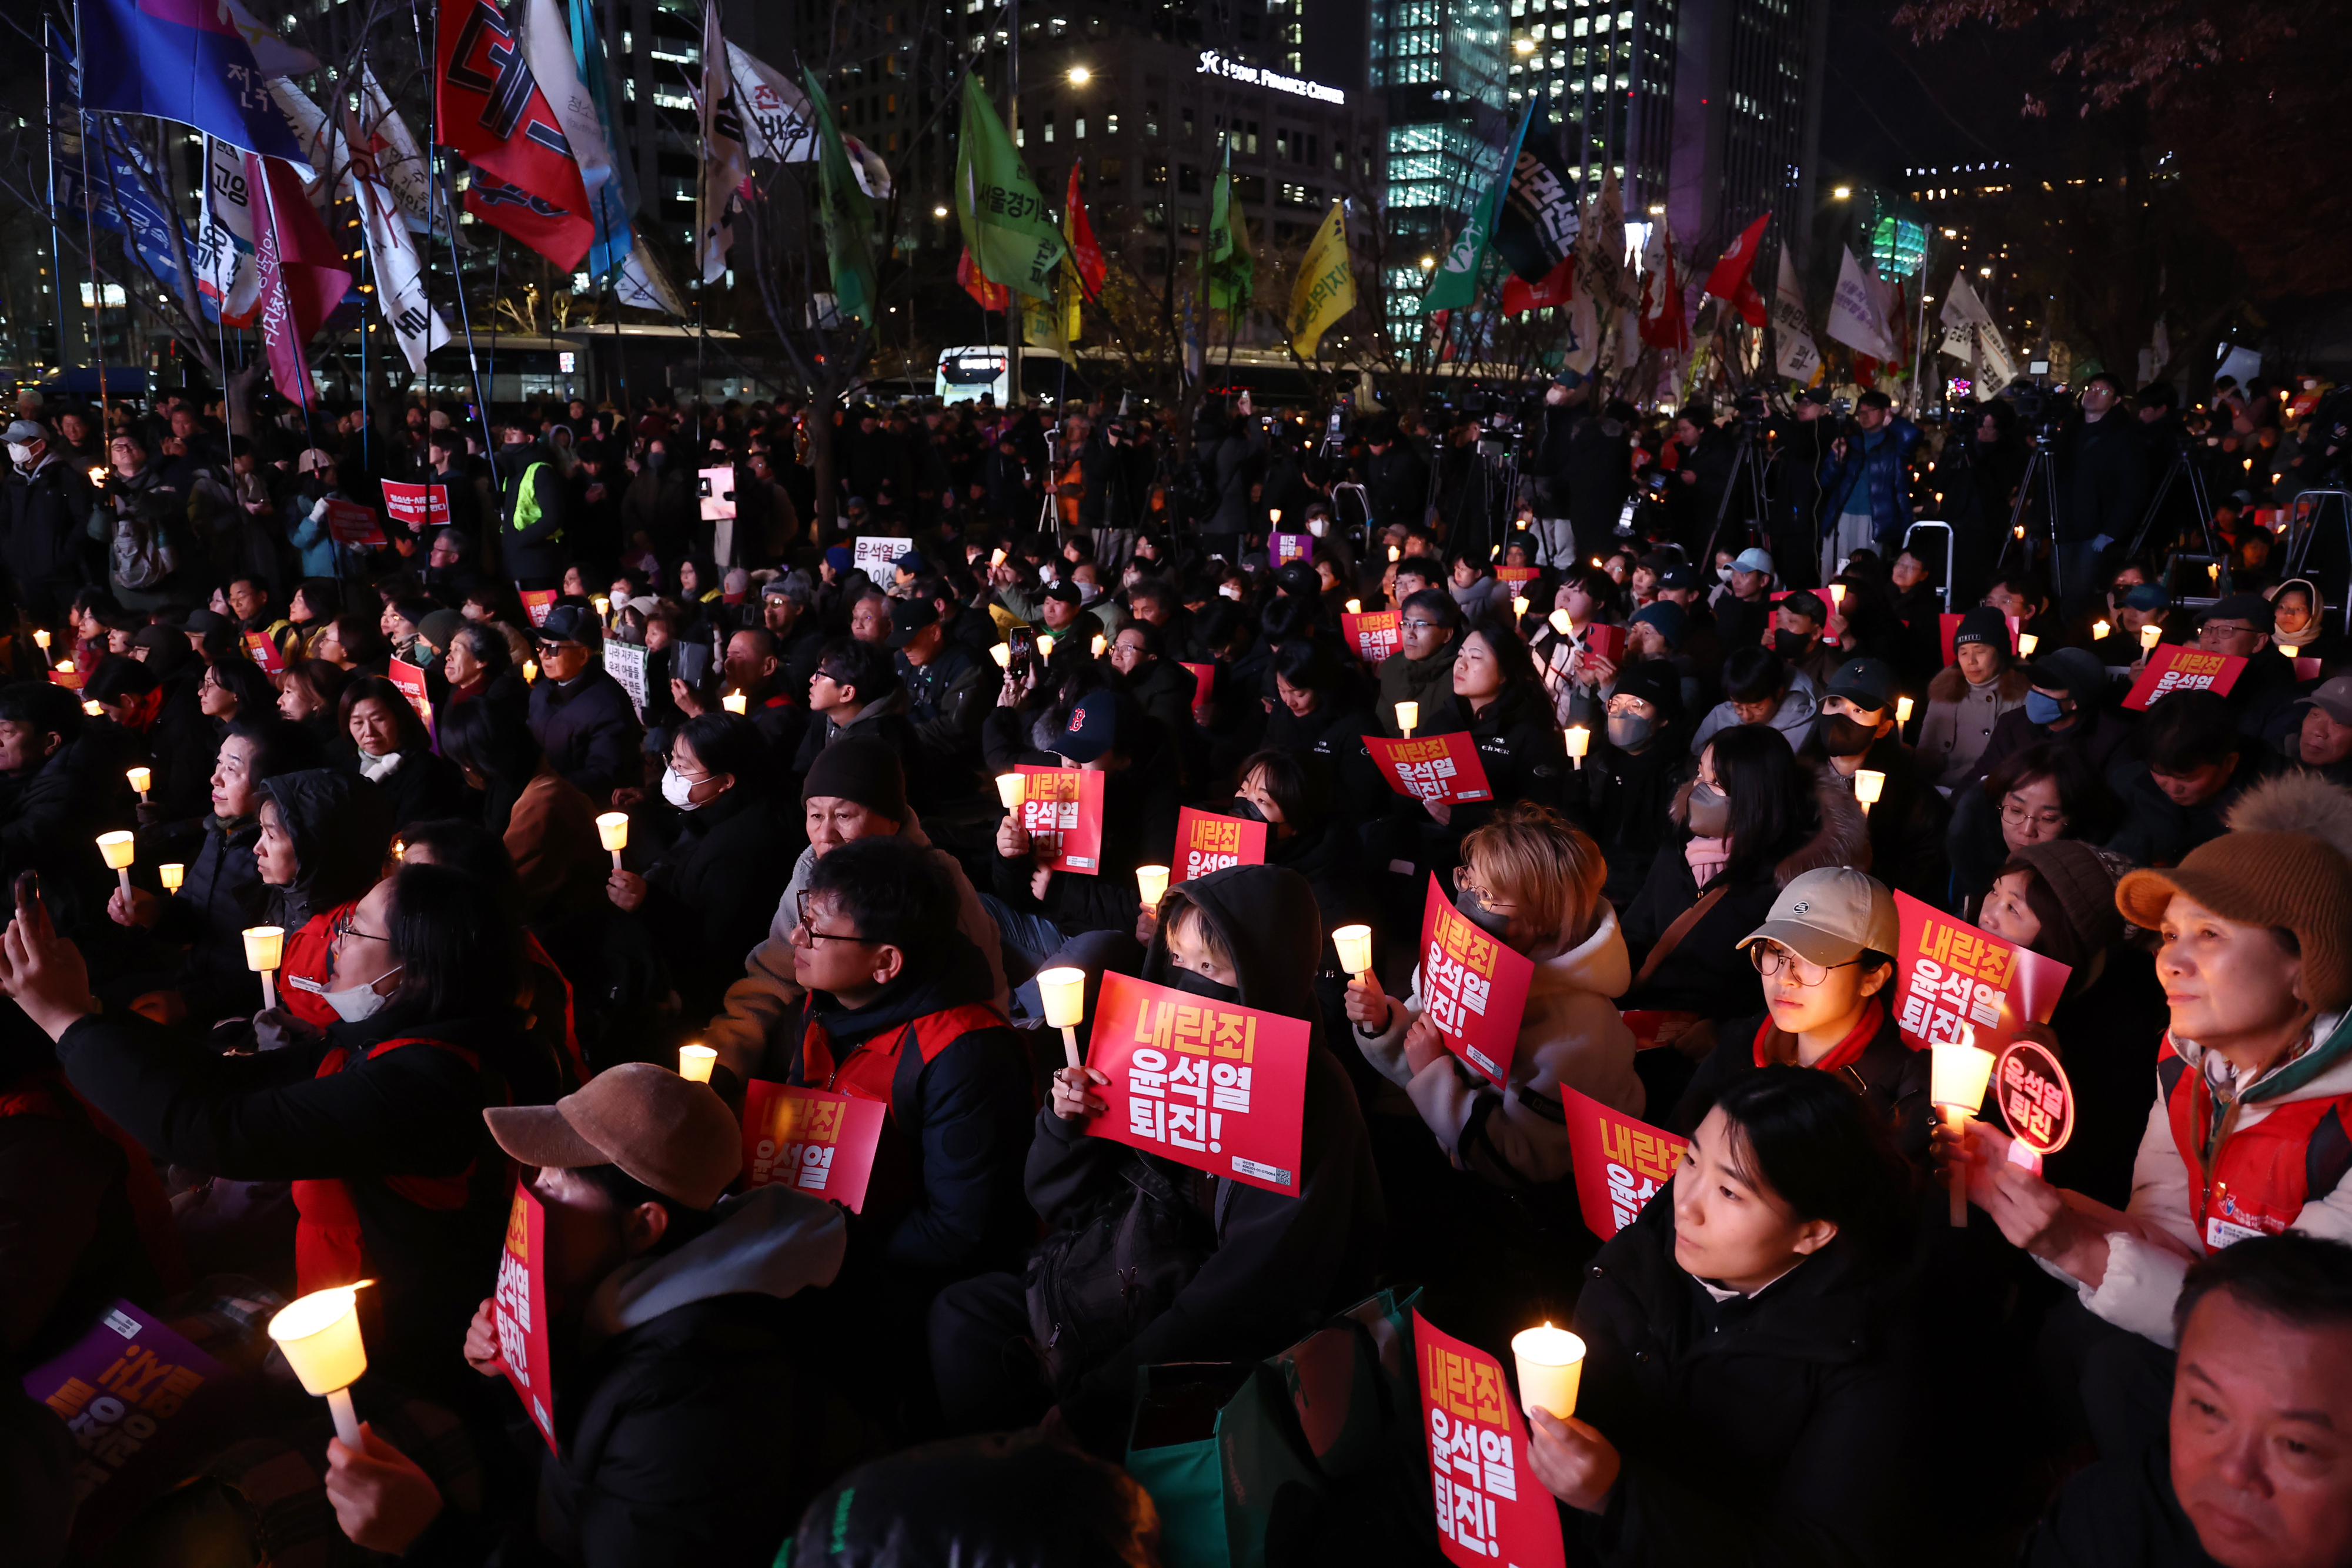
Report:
1167,967,1241,1005
1224,795,1268,824
1454,885,1514,940
1772,630,1815,661
1816,713,1880,757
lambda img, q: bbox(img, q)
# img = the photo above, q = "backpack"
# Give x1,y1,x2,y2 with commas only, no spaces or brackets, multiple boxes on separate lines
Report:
111,513,179,591
1024,1152,1215,1398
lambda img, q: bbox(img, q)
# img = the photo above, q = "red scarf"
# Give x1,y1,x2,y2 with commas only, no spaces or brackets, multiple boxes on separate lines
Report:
1753,998,1886,1076
121,687,163,734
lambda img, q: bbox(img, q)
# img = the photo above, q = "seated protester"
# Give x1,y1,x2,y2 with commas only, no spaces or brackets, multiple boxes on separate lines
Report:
888,597,988,790
756,835,1033,1288
1918,604,2033,790
1447,553,1511,623
673,625,807,767
342,674,470,831
1799,656,1950,902
198,656,280,731
1105,617,1205,785
929,864,1384,1454
1710,546,1778,655
276,653,347,750
2089,581,2173,666
89,648,214,835
1883,547,1947,693
1534,1066,1920,1566
2271,674,2352,788
106,718,325,1019
1567,660,1692,910
2267,576,2348,669
2106,690,2270,868
1621,725,1867,1028
1977,841,2167,1211
605,714,798,1026
2186,591,2302,742
791,636,922,783
322,1066,849,1566
1651,561,1728,694
996,575,1103,649
1946,774,2352,1361
1977,646,2136,788
1347,805,1643,1183
2022,1233,2352,1568
314,610,393,675
0,683,127,941
439,697,606,923
1947,742,2124,918
1424,617,1568,841
1988,569,2066,650
1,862,555,1402
437,618,529,735
1231,748,1377,1045
1528,567,1623,726
1689,644,1820,755
1123,574,1201,664
1609,600,1700,717
253,769,398,1031
527,603,645,810
1374,587,1463,738
759,573,829,696
1672,868,1932,1172
1262,637,1374,770
1771,589,1840,692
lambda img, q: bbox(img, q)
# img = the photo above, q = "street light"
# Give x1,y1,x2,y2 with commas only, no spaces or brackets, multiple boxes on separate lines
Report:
933,204,950,218
1068,65,1091,85
1419,254,1436,269
1832,185,1852,200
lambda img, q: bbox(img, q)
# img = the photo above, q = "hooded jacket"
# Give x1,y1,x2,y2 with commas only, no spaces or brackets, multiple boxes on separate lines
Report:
1355,900,1642,1185
1,454,93,615
1024,864,1384,1440
256,771,396,1024
627,784,799,1025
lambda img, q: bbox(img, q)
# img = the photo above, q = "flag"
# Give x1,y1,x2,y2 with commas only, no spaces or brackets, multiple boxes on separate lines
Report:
1638,215,1689,352
841,135,893,201
566,0,632,275
1576,167,1636,314
263,76,333,196
1499,255,1573,316
62,111,213,320
519,0,612,208
1423,99,1532,315
1827,246,1897,361
1703,213,1769,328
1772,248,1822,384
954,75,1064,299
1561,286,1600,375
727,42,817,163
1492,93,1581,283
249,151,349,412
800,68,878,334
356,66,447,238
616,242,689,315
219,0,317,75
1940,271,2017,392
79,0,310,166
958,247,1009,310
1205,138,1253,323
439,0,593,269
345,108,452,372
694,1,747,283
194,136,261,326
1064,163,1106,299
1287,199,1354,357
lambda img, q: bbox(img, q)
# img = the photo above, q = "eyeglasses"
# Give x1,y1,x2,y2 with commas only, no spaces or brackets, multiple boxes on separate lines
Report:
331,908,389,945
1398,618,1439,633
2000,798,2068,831
1748,943,1856,986
793,891,873,946
1448,865,1519,917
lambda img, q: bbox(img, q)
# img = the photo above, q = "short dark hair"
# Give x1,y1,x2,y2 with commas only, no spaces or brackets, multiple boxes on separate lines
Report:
208,656,280,718
1398,586,1460,630
817,637,897,707
1710,1064,1910,1259
1127,576,1177,616
1272,636,1345,697
2143,690,2242,774
1721,644,1791,705
1856,389,1894,412
379,861,521,1025
340,674,435,755
1114,616,1164,658
436,693,543,784
397,818,523,918
450,621,513,679
1393,557,1442,591
576,1161,719,1256
0,680,85,741
225,716,328,780
1236,747,1332,830
2174,1233,2352,1343
1980,741,2121,843
804,834,953,954
673,711,768,791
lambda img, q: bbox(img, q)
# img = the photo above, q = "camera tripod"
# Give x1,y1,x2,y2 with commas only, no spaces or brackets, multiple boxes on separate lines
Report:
1996,431,2064,593
1697,419,1772,578
2123,434,2222,566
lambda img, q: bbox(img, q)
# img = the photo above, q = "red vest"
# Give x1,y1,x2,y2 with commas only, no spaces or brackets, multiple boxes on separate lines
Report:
1,1072,188,1292
2159,1039,2352,1253
795,1002,1007,1123
277,906,346,1030
290,1035,490,1293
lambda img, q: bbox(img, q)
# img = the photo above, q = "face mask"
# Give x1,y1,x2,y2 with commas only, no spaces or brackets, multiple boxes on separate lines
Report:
322,966,402,1022
1686,781,1731,838
1219,582,1243,601
1225,795,1268,823
1772,630,1815,661
662,767,704,810
1168,967,1241,1005
1606,711,1654,751
1454,884,1514,940
2024,691,2067,726
1715,565,1734,584
6,443,33,469
1816,713,1879,757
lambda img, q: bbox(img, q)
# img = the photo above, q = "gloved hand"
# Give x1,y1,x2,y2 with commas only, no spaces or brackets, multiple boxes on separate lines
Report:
310,497,331,521
252,1005,325,1053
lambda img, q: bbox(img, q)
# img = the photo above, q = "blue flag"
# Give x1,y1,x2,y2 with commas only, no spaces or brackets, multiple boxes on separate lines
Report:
79,0,309,166
569,0,634,279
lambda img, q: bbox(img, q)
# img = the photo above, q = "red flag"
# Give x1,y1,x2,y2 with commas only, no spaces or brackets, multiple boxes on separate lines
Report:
1703,214,1769,328
1500,254,1574,317
1064,163,1105,299
437,0,592,270
957,247,1010,311
1638,220,1690,352
248,152,350,414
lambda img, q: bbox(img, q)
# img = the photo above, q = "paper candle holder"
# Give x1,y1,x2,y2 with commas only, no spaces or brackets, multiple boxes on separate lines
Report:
32,629,49,651
990,547,1008,567
995,773,1025,810
1035,965,1088,1071
1332,923,1373,980
126,766,151,799
1549,609,1573,637
1511,595,1530,620
159,862,185,893
1136,865,1170,907
1853,770,1886,814
2140,624,2163,650
96,831,135,871
595,812,629,867
1566,726,1589,768
268,1281,374,1446
1091,634,1108,658
82,701,102,718
990,642,1013,668
2016,633,2039,657
1395,700,1419,737
1345,598,1362,614
1932,1031,1998,1228
1896,696,1915,727
1512,1323,1585,1419
678,1044,717,1082
1388,545,1401,563
1036,634,1055,661
2093,620,2111,643
721,692,749,714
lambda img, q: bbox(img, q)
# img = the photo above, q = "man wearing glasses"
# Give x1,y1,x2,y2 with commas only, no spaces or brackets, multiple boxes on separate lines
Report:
1375,587,1462,739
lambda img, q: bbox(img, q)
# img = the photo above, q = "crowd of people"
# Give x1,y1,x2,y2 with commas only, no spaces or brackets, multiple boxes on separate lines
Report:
2,372,2350,1568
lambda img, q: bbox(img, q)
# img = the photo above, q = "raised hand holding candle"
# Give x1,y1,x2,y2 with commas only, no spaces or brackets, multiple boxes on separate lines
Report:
1512,595,1530,620
126,765,151,801
990,547,1008,567
1036,634,1055,661
243,924,285,1010
678,1044,717,1082
595,811,629,868
1332,923,1373,985
1828,583,1846,609
1853,770,1885,816
1036,965,1088,1070
1549,609,1573,637
1932,1028,1999,1227
268,1282,373,1447
1395,700,1418,738
1512,1323,1586,1419
1136,865,1169,908
2140,624,2163,651
2093,620,2110,642
159,862,184,893
96,831,135,898
995,772,1025,810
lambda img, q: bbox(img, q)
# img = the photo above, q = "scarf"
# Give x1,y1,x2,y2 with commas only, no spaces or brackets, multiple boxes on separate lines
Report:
358,750,404,784
1684,835,1731,888
1753,998,1887,1075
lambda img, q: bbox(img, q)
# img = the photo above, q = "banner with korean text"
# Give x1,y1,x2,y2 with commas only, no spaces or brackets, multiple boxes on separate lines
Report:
1414,1310,1567,1568
1084,970,1311,1195
2123,645,2246,711
1344,609,1401,665
1272,531,1316,564
1014,764,1106,872
244,630,285,673
493,1185,557,1450
1891,892,2071,1058
380,479,450,532
520,589,557,627
324,497,384,546
1180,661,1215,723
388,658,435,732
1561,1084,1686,1239
1369,733,1494,807
1175,806,1268,882
740,1081,886,1209
1416,875,1535,1086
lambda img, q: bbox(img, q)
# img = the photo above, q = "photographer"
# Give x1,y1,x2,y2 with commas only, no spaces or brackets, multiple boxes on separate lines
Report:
2049,373,2150,619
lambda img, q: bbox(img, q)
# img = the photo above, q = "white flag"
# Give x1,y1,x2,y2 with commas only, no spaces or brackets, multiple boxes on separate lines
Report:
1826,246,1897,362
841,134,894,202
265,76,336,202
193,136,262,327
696,1,746,283
1772,248,1822,384
617,243,690,317
345,109,451,373
1939,273,2016,392
724,40,817,163
220,0,318,77
520,0,613,198
356,66,447,238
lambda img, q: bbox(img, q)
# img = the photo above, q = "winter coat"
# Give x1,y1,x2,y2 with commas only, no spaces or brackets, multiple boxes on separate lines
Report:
897,643,991,778
528,666,644,807
283,487,372,584
2022,1441,2224,1568
505,764,607,922
627,785,799,1025
254,770,395,936
1976,700,2138,791
1687,668,1821,755
499,445,575,583
358,747,472,831
1568,1191,1923,1567
1798,728,1950,905
2103,754,2271,869
986,720,1181,940
143,813,268,1018
1372,644,1458,738
1674,1002,1935,1173
1917,664,2032,790
1354,901,1642,1185
0,1066,169,1365
1,456,93,618
1364,442,1431,535
1815,416,1925,547
2037,945,2170,1212
2053,412,2150,544
0,735,129,944
1564,733,1694,911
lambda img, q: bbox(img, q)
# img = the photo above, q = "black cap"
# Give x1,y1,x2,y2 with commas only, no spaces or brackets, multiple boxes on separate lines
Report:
1043,579,1084,606
893,549,927,576
2025,646,2106,707
1656,562,1700,590
533,603,604,647
2205,592,2275,633
1952,605,2008,650
1824,656,1899,714
1057,688,1142,763
884,596,941,649
1613,658,1683,721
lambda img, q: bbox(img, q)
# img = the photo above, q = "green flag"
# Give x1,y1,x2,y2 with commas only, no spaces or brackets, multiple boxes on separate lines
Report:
1205,137,1254,323
954,76,1065,300
1421,101,1535,316
802,68,878,333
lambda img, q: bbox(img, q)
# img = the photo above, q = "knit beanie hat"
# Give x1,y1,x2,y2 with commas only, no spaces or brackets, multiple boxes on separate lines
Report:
2115,773,2352,1011
1952,605,2008,652
2005,840,2129,955
800,735,909,823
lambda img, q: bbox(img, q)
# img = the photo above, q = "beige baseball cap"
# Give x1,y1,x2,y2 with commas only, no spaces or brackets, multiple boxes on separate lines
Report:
1736,867,1898,968
485,1062,740,1210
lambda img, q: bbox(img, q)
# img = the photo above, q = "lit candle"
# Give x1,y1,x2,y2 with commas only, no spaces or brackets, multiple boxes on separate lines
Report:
55,658,74,676
1332,923,1373,985
595,811,629,868
391,839,405,862
82,700,101,718
1388,545,1401,563
1091,634,1107,658
1828,583,1846,609
990,641,1013,668
1036,634,1055,660
159,862,184,893
243,924,285,1011
2208,561,2221,581
32,628,50,651
268,1282,373,1447
2016,632,2038,657
1036,965,1088,1070
1931,1028,1998,1227
677,1044,717,1082
721,691,749,714
1566,726,1589,768
1512,595,1530,620
1345,598,1362,615
1853,769,1886,815
990,547,1008,567
1136,865,1169,907
2140,624,2163,651
995,772,1025,810
592,594,610,621
2092,619,2110,642
96,831,135,899
522,658,539,684
1896,695,1915,727
126,766,151,801
1489,544,1501,560
1268,509,1282,527
1512,1323,1586,1420
1549,609,1573,637
1395,700,1418,738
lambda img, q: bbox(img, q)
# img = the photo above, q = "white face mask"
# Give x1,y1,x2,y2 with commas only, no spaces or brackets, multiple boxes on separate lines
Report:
321,965,402,1022
6,443,34,469
662,766,704,810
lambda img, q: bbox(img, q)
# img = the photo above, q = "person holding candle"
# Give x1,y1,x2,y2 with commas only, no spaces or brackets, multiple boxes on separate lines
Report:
1372,588,1463,741
1531,1065,1920,1564
1918,605,2034,791
1563,662,1692,910
0,682,128,940
1225,748,1379,1070
250,770,400,1033
438,698,607,923
1798,656,1952,902
1421,616,1567,837
85,655,216,836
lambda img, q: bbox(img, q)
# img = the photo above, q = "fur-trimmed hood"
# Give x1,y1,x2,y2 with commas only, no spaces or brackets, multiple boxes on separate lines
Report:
1926,663,2033,706
1668,761,1872,887
2226,769,2352,857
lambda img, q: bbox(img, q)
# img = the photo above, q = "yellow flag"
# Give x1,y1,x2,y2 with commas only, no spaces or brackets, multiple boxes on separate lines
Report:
1287,201,1355,360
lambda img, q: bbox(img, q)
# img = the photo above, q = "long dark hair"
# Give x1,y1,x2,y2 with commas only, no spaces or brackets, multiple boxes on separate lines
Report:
1456,617,1551,726
1711,1064,1910,1262
1707,724,1817,887
435,696,544,831
378,861,521,1025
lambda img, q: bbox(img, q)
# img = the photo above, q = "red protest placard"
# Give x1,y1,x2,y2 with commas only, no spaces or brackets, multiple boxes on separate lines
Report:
1562,1084,1687,1239
380,479,450,532
1084,969,1311,1195
520,589,558,627
1369,732,1494,806
243,630,285,673
387,658,435,732
1344,609,1402,666
493,1185,557,1450
1415,875,1536,1086
1180,661,1215,724
1892,891,2071,1058
1582,622,1626,666
2123,644,2247,710
1271,531,1315,564
2295,656,2323,683
1414,1310,1568,1568
323,497,385,547
740,1081,888,1209
1996,1039,2073,1156
1496,566,1540,587
1016,764,1106,873
1175,806,1268,882
48,663,82,690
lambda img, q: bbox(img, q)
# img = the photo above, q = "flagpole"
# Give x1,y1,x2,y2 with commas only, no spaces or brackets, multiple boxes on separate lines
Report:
1005,0,1022,412
72,5,113,427
44,36,71,376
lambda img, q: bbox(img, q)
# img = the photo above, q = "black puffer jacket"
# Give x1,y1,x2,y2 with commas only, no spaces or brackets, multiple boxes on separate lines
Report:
144,813,268,1019
631,785,799,1025
1673,1002,1935,1174
528,667,643,807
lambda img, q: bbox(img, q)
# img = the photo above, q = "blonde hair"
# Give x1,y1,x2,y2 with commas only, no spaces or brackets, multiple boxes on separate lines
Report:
1163,896,1236,968
1460,803,1606,943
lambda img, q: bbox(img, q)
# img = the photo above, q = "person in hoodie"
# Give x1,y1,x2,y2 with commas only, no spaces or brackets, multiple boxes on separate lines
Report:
250,769,398,1030
321,1064,848,1566
2,417,95,627
1688,643,1821,755
91,644,215,837
929,863,1384,1455
1348,804,1642,1188
1230,747,1377,1045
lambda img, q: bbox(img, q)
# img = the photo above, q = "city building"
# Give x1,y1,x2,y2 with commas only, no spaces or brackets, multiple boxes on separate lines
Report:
1371,0,1509,337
